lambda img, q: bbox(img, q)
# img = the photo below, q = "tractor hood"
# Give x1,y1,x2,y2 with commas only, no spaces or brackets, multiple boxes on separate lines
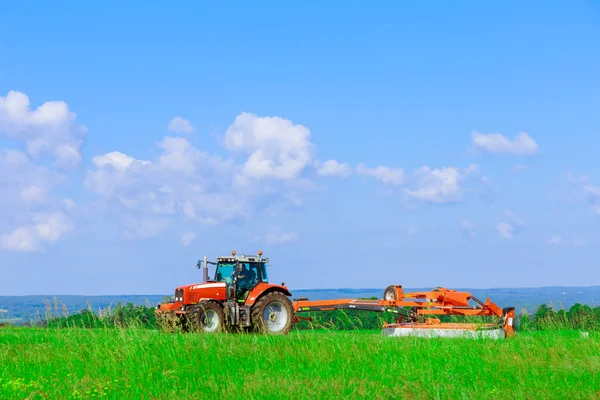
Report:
178,282,228,303
181,282,227,291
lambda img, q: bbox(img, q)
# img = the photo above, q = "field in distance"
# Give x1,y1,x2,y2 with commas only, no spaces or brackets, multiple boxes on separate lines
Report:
0,328,598,399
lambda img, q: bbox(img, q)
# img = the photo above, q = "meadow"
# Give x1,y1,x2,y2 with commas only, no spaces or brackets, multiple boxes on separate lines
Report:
1,327,598,399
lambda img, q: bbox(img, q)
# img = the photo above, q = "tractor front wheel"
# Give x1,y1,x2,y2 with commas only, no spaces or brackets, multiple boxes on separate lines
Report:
189,302,226,333
251,291,294,335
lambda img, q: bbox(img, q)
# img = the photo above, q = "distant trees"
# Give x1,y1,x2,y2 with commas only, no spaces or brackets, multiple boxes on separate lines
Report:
31,300,600,332
517,302,600,331
42,302,157,329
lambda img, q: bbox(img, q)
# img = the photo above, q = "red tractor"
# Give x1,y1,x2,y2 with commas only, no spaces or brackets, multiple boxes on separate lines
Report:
155,250,295,334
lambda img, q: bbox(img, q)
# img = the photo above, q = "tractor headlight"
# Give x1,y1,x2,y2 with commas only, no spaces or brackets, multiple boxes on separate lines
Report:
174,289,184,302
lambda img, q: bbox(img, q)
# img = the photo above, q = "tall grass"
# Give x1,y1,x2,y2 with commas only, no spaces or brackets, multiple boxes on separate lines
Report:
1,327,598,399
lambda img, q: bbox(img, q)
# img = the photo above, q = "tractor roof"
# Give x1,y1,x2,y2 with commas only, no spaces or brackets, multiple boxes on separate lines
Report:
216,253,269,263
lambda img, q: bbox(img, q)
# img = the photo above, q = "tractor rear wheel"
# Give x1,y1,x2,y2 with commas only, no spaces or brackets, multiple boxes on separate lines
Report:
251,291,294,335
188,302,226,333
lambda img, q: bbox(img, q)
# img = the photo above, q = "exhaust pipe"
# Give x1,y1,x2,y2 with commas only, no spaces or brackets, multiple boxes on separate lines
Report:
203,255,208,283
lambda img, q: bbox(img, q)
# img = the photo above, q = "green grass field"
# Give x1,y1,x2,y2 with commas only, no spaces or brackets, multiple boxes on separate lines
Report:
1,328,598,399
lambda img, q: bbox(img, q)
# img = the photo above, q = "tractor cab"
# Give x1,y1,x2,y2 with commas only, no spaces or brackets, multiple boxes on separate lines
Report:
209,251,269,301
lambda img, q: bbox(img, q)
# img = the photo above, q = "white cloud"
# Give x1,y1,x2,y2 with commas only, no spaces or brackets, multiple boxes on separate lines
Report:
568,174,600,216
460,220,476,239
181,232,196,247
265,229,298,245
512,164,530,172
224,112,316,181
84,125,311,239
0,90,87,168
355,162,489,204
316,159,352,178
497,222,513,239
20,185,46,203
1,211,74,252
404,164,484,204
471,131,539,156
168,116,196,134
1,227,38,252
122,217,170,240
356,163,405,185
583,182,600,216
0,150,64,204
504,210,523,226
497,210,524,240
92,151,150,171
0,149,76,252
33,212,74,242
548,235,562,246
63,199,76,210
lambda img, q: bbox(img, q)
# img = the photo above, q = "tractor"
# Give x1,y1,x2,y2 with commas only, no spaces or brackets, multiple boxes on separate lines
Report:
155,250,295,334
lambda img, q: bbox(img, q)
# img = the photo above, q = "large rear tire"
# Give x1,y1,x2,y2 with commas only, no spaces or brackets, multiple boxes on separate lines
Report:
251,291,294,335
188,302,227,333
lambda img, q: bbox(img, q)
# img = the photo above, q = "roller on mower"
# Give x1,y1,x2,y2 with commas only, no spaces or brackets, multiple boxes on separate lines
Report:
155,251,516,338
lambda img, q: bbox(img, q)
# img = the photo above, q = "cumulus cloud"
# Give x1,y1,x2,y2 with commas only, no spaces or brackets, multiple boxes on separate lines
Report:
471,132,539,156
460,220,476,239
224,112,316,181
568,174,600,216
404,164,485,204
1,211,74,252
512,164,530,172
168,116,196,134
85,137,244,237
548,235,562,246
181,232,196,247
0,150,64,204
0,149,76,252
497,210,524,239
316,159,352,178
265,228,298,245
407,227,420,236
121,217,170,240
356,163,405,185
355,161,489,205
84,114,316,239
582,182,600,216
0,90,87,168
497,223,513,239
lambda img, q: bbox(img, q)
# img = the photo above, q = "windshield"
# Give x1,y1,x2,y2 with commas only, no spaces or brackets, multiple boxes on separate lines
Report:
259,263,268,283
214,262,235,284
214,261,267,285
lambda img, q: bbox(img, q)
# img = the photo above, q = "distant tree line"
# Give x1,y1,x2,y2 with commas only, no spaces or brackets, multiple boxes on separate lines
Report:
5,299,599,332
40,302,157,329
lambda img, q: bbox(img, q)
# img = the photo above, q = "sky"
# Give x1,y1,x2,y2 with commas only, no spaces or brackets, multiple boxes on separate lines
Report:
1,1,599,295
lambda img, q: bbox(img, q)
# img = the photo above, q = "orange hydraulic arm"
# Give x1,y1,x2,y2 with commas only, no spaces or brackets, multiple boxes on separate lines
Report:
293,286,503,317
292,285,516,336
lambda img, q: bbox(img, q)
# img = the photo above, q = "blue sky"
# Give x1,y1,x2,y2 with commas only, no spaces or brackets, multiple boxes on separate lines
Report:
1,1,599,295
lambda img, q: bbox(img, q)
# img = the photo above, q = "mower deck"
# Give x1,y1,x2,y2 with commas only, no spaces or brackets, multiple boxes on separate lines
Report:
382,322,507,339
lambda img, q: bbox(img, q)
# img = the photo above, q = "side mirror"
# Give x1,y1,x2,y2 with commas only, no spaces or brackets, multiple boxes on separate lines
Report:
196,260,201,269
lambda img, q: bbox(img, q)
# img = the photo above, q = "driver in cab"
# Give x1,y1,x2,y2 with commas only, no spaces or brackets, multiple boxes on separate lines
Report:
237,263,256,286
235,262,257,298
